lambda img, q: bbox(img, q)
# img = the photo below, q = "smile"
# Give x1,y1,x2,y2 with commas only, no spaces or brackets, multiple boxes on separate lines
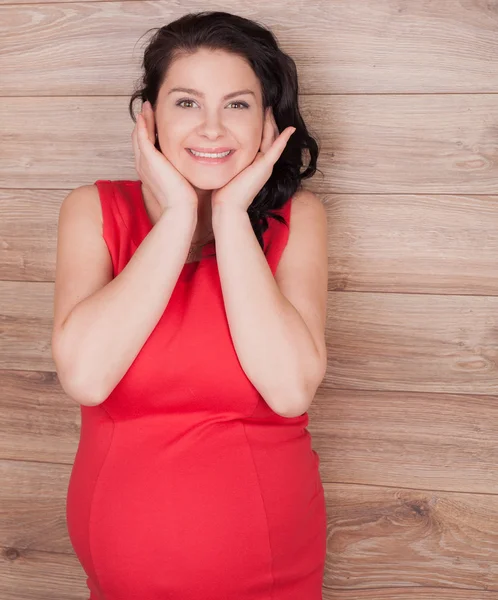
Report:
186,148,236,164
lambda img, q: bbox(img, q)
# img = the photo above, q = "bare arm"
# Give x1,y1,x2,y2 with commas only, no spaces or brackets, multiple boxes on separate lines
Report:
212,198,327,418
52,201,197,407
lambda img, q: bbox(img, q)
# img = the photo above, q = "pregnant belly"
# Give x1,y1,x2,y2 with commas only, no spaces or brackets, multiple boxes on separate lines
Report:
88,422,275,599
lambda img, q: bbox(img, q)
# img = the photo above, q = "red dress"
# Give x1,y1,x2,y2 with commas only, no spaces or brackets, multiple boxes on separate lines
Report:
65,179,327,600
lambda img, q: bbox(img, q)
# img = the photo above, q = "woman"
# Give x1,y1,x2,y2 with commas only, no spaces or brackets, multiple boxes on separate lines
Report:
52,10,329,600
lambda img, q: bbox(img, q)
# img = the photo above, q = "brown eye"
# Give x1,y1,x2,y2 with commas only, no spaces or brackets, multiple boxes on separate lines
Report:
177,99,195,108
228,102,249,109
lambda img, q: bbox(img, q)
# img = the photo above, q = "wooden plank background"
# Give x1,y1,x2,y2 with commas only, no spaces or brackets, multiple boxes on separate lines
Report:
1,0,497,598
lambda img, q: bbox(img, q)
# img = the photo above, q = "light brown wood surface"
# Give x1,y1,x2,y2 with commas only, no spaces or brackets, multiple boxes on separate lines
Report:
1,0,497,598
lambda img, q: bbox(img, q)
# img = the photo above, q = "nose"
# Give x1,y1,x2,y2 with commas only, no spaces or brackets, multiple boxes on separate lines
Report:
197,109,227,139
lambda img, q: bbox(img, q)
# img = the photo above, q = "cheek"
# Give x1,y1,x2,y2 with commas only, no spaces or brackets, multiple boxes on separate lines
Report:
246,135,263,159
231,127,262,168
241,124,264,154
159,131,187,161
155,133,186,168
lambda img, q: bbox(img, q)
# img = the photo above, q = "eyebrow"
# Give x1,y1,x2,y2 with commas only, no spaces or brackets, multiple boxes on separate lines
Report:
168,87,256,101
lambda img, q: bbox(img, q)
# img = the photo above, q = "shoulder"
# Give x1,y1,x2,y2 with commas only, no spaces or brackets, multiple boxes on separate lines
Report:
276,188,328,279
287,189,327,240
290,188,326,218
59,184,103,229
61,184,100,213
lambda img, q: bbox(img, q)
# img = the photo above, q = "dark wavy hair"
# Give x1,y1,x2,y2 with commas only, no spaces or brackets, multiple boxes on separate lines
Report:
129,11,322,251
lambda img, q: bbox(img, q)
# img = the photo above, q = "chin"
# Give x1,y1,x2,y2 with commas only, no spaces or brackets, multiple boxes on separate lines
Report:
183,166,242,187
188,175,235,191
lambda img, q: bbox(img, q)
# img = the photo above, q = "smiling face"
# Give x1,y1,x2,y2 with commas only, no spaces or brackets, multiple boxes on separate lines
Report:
154,48,265,200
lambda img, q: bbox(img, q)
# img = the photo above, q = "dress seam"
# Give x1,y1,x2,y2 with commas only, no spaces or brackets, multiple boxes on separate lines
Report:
87,404,116,598
241,422,275,599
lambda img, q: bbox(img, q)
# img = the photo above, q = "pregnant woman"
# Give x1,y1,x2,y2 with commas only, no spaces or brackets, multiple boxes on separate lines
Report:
51,10,329,599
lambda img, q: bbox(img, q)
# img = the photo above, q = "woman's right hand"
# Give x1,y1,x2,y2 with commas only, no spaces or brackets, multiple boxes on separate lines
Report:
132,100,198,213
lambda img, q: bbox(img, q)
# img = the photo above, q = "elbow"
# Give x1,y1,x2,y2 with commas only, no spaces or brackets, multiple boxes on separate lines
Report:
272,363,326,419
275,402,309,419
57,364,104,407
66,373,105,407
51,336,103,407
269,387,313,419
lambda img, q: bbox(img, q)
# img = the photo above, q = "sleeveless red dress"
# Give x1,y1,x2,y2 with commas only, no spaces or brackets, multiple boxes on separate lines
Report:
65,179,327,600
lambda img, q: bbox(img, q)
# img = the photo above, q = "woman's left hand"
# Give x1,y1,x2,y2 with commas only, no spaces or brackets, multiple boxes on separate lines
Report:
211,107,296,212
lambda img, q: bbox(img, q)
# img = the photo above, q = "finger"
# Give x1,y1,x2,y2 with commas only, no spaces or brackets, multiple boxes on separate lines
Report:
264,127,296,165
136,112,151,150
136,112,154,171
132,116,141,174
142,101,156,145
267,107,279,139
260,108,274,154
265,108,280,152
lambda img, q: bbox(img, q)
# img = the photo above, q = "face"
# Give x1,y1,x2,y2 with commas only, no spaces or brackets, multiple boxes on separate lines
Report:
153,48,265,199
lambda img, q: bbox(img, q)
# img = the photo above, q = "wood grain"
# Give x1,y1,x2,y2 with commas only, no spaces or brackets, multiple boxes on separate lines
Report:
0,1,497,94
1,95,498,192
1,0,497,596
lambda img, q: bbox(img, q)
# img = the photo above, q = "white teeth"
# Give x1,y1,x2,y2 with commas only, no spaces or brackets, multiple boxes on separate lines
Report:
189,149,231,158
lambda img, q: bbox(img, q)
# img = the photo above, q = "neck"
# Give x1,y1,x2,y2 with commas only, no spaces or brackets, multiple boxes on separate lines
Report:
193,188,212,234
141,182,213,239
